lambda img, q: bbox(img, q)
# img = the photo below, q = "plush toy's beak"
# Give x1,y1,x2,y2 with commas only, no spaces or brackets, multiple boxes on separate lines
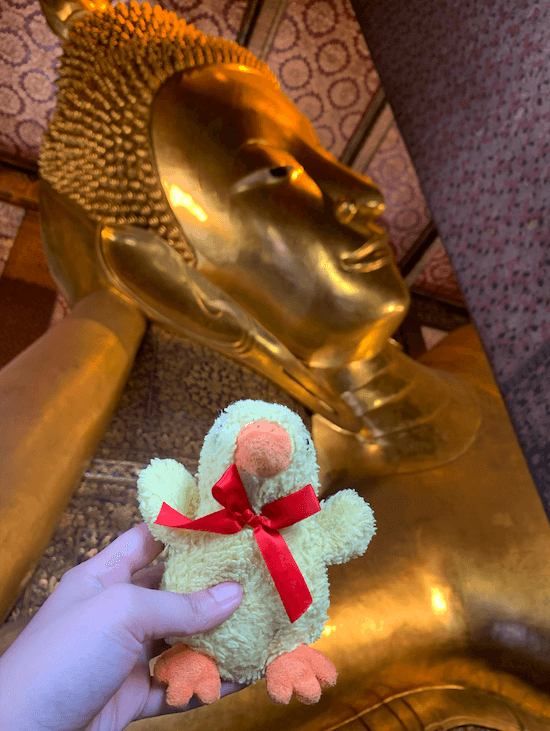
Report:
234,421,292,478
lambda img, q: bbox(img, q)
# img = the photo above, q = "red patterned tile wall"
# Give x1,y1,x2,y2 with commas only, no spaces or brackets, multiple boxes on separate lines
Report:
364,121,432,262
266,0,378,158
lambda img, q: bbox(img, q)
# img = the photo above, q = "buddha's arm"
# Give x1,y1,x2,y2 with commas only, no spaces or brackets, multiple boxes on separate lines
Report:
0,289,145,621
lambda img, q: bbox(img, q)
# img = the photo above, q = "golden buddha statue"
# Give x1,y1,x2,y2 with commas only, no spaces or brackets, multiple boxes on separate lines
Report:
2,3,550,731
36,0,480,478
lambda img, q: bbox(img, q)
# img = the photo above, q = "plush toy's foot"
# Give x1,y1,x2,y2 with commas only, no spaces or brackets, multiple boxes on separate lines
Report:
153,643,221,707
266,644,337,705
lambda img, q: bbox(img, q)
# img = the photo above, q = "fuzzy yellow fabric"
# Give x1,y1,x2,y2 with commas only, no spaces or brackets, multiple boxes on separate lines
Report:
137,399,376,684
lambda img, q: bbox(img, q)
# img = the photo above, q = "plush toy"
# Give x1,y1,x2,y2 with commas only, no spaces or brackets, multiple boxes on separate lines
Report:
137,399,376,707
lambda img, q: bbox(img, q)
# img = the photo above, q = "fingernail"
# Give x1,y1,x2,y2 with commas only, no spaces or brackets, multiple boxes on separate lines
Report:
209,582,242,607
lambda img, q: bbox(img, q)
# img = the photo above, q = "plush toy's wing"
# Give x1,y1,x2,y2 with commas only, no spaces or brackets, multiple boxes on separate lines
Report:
317,490,376,566
137,458,198,546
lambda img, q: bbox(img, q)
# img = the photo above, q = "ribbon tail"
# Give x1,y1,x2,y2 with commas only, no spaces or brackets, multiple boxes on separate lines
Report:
154,503,241,533
154,502,193,528
254,528,312,623
261,484,320,528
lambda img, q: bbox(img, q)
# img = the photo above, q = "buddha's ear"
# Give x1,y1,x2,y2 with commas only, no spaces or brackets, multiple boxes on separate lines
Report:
39,0,109,40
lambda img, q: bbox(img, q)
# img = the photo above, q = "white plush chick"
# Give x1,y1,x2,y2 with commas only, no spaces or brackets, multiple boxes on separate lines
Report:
137,399,375,706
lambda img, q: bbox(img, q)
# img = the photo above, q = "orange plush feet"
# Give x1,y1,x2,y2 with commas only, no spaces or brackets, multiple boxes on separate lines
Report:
153,643,221,707
266,644,337,705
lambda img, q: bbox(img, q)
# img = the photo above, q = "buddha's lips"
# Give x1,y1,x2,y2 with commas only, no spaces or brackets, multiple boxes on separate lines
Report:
340,238,393,273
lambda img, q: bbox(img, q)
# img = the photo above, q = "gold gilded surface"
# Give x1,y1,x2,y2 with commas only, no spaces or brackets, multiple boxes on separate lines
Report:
311,343,482,479
39,179,109,305
0,290,146,622
39,0,278,267
39,179,357,429
420,325,501,400
151,66,402,370
150,60,482,471
127,329,550,731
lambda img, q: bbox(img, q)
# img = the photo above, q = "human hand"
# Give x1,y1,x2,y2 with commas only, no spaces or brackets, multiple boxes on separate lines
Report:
0,523,244,731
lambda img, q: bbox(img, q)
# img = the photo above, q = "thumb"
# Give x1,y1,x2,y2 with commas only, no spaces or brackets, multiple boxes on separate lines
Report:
103,581,243,644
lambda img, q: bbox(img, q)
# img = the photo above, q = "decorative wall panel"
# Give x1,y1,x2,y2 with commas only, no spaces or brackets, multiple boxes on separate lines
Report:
266,0,379,158
161,0,246,40
364,120,432,262
0,0,60,164
412,240,463,303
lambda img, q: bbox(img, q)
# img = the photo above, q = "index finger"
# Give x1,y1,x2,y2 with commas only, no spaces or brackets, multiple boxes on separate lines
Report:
84,523,164,588
15,524,166,640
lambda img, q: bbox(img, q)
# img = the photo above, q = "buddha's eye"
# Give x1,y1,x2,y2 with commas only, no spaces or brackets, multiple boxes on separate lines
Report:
230,166,293,195
269,166,289,178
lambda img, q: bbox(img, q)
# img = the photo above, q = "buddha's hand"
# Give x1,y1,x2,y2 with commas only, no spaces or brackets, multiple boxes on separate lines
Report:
0,523,244,731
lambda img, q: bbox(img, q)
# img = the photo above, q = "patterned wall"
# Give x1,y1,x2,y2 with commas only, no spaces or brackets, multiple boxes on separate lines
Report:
412,241,462,302
349,0,550,509
0,0,464,326
364,123,433,262
267,0,377,159
0,0,60,164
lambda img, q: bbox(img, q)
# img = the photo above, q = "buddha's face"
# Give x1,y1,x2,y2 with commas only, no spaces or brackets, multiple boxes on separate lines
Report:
151,65,410,369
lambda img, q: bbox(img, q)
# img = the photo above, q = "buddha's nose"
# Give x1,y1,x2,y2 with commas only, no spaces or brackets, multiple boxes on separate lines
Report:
234,421,292,478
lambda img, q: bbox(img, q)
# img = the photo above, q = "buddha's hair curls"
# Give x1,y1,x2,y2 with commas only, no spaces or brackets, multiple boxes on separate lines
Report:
39,1,278,265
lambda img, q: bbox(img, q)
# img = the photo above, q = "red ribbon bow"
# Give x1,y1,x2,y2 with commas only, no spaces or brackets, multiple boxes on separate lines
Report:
154,463,320,623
